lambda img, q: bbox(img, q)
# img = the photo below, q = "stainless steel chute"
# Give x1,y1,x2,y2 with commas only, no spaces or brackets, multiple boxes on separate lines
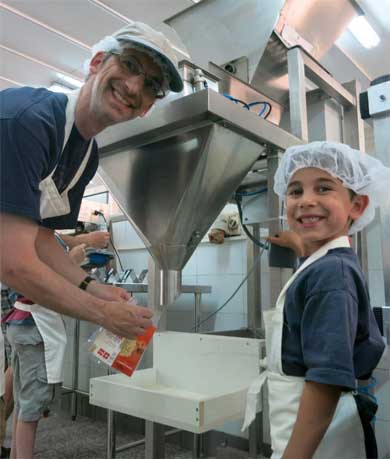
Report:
97,89,302,304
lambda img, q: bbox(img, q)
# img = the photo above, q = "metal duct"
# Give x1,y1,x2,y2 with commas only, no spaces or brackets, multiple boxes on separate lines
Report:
165,0,285,71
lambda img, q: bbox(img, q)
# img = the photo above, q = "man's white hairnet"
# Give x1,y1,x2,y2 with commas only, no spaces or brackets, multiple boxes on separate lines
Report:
274,141,390,234
83,21,183,93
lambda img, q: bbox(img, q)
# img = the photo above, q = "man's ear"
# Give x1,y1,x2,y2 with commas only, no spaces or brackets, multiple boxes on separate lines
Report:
139,103,154,118
89,52,106,76
350,194,369,220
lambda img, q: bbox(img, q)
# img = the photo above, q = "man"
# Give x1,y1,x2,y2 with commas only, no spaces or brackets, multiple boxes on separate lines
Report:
0,21,183,458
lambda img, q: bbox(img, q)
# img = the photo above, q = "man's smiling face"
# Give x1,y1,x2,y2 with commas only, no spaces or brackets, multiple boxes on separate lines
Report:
88,48,164,126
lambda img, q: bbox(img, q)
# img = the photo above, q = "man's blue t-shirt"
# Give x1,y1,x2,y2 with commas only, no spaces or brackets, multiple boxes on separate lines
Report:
282,247,385,390
0,87,98,229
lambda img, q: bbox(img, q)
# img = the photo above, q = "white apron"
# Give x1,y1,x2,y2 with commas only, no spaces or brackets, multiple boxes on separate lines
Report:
14,90,94,384
243,236,366,459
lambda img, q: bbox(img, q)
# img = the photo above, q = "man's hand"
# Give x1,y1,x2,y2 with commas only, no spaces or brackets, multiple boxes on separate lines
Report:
87,281,131,302
85,231,110,249
267,230,305,257
101,301,154,338
69,243,87,265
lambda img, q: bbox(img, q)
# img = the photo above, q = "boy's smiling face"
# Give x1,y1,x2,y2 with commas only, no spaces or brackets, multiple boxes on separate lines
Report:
286,167,368,255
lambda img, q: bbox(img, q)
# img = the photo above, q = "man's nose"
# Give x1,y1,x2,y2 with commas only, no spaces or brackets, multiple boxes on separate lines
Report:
124,73,145,93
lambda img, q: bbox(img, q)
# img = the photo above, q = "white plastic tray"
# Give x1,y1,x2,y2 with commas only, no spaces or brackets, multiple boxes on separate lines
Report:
89,331,264,433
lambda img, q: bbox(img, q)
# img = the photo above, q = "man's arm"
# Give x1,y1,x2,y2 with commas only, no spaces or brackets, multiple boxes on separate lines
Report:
60,231,110,249
283,381,341,459
0,213,152,338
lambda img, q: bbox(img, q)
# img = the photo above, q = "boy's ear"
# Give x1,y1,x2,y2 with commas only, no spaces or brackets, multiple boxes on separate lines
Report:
350,194,369,220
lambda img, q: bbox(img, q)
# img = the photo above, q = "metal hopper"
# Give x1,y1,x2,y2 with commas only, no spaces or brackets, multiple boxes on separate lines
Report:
97,89,302,305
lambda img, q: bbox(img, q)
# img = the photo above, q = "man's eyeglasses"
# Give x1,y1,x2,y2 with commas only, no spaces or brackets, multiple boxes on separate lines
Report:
108,51,166,99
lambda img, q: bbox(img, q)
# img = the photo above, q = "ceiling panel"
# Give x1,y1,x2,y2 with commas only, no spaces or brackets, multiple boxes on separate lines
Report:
1,8,89,77
336,32,390,80
1,0,126,45
0,77,21,90
1,0,389,95
357,0,390,33
103,0,193,26
0,47,60,87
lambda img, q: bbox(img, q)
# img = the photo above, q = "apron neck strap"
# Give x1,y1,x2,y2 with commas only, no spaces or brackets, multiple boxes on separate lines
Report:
275,235,351,309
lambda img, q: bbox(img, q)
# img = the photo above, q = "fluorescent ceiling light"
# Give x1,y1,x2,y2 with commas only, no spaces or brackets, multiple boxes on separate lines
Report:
56,73,83,88
48,83,73,93
347,16,380,49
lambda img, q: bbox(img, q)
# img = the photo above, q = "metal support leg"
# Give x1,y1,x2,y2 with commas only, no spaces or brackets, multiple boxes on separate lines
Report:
371,114,390,304
246,224,262,334
107,409,116,459
71,318,80,420
145,257,169,459
248,412,263,458
267,148,284,305
193,292,204,457
342,80,369,276
192,432,205,458
145,421,165,459
194,292,201,333
287,47,309,141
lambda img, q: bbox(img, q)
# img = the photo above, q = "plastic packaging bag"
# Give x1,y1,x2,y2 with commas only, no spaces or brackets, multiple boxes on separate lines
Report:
88,298,159,377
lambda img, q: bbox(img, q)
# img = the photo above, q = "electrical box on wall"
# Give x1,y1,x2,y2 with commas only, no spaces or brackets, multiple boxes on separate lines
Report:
78,200,109,224
240,192,269,225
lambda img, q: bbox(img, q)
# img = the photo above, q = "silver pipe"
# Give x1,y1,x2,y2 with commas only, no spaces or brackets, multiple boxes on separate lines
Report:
70,318,80,420
61,387,89,397
107,409,115,459
115,429,180,453
159,269,181,306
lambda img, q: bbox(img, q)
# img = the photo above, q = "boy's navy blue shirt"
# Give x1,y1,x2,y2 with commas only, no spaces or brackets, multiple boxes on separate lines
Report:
0,87,98,229
282,247,384,390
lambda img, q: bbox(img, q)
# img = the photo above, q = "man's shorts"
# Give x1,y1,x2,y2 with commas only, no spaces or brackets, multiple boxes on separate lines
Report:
6,324,57,422
1,288,14,367
0,397,5,446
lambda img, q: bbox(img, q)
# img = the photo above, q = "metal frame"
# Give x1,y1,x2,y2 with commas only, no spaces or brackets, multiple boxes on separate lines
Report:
93,50,368,459
104,257,212,459
366,80,390,304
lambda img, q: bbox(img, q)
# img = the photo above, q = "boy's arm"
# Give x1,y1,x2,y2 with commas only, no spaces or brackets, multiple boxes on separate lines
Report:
267,230,305,257
283,381,341,459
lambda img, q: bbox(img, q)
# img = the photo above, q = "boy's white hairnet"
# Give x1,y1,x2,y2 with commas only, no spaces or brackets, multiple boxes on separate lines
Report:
83,21,183,93
274,141,390,234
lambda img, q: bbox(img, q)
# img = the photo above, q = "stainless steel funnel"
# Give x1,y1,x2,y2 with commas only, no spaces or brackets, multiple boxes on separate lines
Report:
96,90,302,298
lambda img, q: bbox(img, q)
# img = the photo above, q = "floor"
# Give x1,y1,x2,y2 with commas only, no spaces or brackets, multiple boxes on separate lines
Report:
33,412,194,459
4,408,194,459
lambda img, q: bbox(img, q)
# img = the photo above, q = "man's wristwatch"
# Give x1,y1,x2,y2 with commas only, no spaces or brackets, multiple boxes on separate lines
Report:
79,276,95,290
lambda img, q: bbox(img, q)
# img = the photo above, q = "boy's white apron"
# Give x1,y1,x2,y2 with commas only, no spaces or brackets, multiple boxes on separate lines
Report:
243,236,366,459
15,90,94,384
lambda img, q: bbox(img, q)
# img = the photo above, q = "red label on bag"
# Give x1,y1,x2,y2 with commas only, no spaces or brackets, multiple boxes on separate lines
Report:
111,326,157,376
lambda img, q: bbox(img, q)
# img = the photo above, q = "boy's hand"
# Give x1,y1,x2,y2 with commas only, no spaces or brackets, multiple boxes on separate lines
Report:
267,231,305,257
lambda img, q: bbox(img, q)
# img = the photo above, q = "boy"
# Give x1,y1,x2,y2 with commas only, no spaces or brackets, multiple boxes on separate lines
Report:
255,141,387,459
